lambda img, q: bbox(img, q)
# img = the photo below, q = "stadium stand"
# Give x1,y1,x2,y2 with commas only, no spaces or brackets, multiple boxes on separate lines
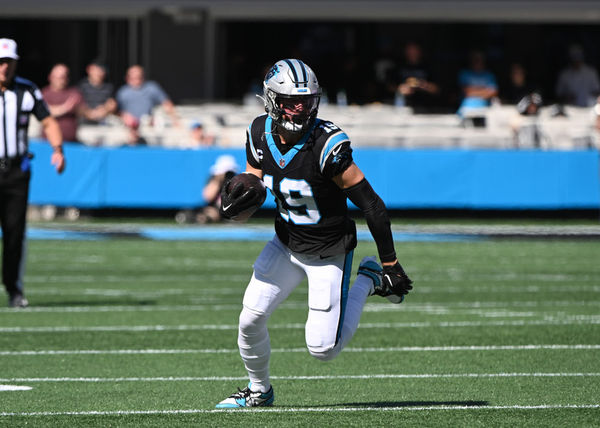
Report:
28,103,598,150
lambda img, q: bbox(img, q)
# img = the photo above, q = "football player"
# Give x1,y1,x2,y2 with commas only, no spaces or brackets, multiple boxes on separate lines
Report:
216,59,413,408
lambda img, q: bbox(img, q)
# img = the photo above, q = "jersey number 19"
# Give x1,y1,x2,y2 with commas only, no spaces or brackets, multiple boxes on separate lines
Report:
263,175,321,225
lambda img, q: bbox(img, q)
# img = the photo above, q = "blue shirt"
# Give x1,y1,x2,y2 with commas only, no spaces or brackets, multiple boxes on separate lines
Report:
116,81,168,119
458,69,497,112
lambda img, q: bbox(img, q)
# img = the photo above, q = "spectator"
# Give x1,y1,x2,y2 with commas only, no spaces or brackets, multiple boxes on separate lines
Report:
174,154,238,224
189,121,216,148
0,38,65,308
78,60,117,124
41,63,84,142
510,92,547,148
555,44,600,107
394,42,440,112
457,50,498,121
503,63,535,105
116,65,179,145
372,37,398,103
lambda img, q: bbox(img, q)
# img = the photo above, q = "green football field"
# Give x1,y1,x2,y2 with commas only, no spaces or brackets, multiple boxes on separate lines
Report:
1,231,599,427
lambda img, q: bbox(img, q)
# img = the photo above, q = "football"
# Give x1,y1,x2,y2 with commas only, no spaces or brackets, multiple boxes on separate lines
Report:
223,172,267,221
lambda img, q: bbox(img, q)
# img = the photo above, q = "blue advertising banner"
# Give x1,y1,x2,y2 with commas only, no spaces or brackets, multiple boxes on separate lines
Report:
29,141,600,209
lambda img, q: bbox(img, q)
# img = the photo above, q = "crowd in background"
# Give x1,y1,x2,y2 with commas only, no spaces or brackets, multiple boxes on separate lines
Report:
36,60,216,148
13,36,600,226
30,41,600,151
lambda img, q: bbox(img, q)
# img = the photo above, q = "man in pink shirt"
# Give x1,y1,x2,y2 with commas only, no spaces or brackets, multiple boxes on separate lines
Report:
42,63,84,142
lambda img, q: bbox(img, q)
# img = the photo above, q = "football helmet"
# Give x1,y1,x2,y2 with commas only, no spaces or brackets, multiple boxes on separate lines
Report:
262,59,321,133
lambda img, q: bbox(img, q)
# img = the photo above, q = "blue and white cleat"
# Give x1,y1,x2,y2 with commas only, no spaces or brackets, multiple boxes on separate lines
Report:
215,383,274,408
357,256,404,304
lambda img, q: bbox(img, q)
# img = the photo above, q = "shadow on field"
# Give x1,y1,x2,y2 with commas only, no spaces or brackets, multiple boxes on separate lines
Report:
336,400,489,408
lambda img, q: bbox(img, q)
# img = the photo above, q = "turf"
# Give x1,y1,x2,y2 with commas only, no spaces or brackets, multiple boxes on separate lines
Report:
0,236,599,427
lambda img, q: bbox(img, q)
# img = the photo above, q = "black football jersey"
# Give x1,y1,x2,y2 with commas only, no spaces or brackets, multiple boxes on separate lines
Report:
246,114,357,257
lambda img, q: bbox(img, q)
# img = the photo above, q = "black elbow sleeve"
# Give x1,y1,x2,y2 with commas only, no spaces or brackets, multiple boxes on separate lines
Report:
344,178,397,263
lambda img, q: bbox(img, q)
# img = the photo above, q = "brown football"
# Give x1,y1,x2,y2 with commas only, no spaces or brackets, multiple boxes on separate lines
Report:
225,173,267,221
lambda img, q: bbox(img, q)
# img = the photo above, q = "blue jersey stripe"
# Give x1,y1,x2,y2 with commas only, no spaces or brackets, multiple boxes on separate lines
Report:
319,131,350,171
264,117,320,169
335,250,354,344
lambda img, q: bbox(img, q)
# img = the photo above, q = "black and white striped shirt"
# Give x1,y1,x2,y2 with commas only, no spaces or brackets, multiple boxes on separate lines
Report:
0,76,50,159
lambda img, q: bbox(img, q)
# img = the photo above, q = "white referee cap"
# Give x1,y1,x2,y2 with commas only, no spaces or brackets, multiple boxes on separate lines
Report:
0,38,19,60
210,155,239,175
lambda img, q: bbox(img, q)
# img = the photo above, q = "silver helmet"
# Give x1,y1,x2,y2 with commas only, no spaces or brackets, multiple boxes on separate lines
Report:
262,59,321,133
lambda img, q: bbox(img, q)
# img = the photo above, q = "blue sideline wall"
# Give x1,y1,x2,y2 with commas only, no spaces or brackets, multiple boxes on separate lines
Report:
29,140,600,210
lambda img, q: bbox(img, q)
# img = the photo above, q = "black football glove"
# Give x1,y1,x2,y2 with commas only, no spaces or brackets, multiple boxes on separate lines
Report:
382,261,413,297
219,179,263,219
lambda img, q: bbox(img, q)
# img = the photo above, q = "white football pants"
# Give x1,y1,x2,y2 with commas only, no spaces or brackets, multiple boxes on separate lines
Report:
237,235,373,392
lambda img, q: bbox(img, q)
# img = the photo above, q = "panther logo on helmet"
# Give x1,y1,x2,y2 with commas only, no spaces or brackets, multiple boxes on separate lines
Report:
265,64,279,82
260,59,322,134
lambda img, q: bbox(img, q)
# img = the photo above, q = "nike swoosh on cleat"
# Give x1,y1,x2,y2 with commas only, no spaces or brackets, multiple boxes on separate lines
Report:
222,204,232,211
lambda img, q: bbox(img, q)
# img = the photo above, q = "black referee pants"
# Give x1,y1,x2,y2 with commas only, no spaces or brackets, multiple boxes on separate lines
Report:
0,164,29,297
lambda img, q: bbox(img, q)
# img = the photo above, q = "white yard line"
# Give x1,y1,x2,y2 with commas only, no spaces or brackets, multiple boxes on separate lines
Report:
26,288,188,297
366,301,600,312
0,385,32,391
0,304,246,313
1,344,599,356
1,372,599,383
1,317,599,333
21,283,600,294
2,300,598,314
0,404,599,417
414,284,600,293
24,276,249,285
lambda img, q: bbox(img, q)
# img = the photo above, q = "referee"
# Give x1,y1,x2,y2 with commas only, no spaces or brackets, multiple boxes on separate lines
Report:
0,38,65,307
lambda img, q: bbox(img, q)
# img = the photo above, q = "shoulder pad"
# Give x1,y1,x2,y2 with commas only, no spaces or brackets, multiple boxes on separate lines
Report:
318,126,351,172
247,114,268,164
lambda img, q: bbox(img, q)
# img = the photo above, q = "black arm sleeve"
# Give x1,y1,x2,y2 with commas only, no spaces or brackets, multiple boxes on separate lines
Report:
344,178,397,263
